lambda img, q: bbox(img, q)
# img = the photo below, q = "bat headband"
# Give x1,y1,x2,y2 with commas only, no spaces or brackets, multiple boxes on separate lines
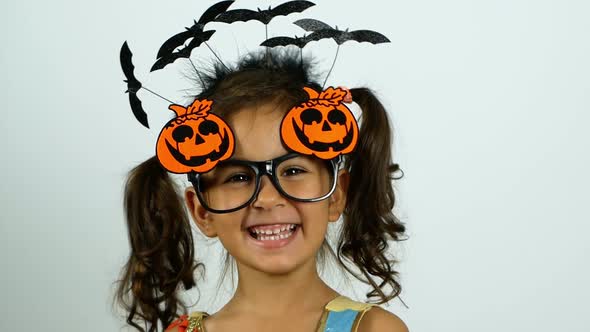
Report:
119,0,390,174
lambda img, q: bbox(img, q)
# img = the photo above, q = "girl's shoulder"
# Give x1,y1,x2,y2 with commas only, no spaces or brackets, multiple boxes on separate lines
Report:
164,312,210,332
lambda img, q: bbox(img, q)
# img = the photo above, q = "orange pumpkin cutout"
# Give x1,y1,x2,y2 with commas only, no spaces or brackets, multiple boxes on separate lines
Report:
156,99,234,174
281,86,359,159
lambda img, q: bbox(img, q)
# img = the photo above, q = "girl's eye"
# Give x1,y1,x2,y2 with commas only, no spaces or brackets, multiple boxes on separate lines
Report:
224,173,251,183
283,167,306,176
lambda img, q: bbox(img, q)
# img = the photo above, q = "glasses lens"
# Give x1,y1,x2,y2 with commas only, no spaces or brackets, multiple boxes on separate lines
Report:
276,155,335,200
198,163,256,211
196,155,337,212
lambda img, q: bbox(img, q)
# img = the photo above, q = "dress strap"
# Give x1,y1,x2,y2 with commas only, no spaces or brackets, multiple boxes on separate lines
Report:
186,312,209,332
165,312,209,332
317,296,376,332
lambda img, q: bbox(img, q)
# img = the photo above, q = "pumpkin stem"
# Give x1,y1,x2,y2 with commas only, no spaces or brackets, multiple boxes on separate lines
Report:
189,99,213,117
168,99,213,118
319,87,346,103
303,86,319,99
169,104,188,117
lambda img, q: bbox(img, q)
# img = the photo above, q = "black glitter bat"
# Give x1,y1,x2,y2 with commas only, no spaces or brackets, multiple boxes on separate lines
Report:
150,30,215,72
215,1,315,25
120,41,149,129
156,0,234,59
294,18,390,45
261,29,341,48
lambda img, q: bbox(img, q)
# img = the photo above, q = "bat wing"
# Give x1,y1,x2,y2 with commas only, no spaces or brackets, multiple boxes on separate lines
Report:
294,18,332,32
151,30,215,72
120,41,141,92
151,48,189,72
189,29,216,45
198,0,235,24
347,30,391,44
214,9,259,23
304,29,342,43
151,54,176,72
156,29,194,59
272,1,315,17
261,36,299,48
120,42,149,128
129,92,149,129
157,1,233,59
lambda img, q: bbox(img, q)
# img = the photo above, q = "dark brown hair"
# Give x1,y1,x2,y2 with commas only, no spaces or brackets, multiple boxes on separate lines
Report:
113,50,406,331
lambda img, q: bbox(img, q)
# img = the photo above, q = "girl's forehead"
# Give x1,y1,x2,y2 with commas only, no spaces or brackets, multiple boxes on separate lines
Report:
228,105,289,160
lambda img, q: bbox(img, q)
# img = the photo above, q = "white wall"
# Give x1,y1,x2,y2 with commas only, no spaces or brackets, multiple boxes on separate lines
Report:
1,0,588,331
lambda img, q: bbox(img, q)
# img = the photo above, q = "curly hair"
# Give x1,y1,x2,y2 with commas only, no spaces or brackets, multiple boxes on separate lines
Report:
113,49,406,332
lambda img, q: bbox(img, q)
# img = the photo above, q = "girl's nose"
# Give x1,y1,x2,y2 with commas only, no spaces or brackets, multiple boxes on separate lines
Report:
251,175,286,210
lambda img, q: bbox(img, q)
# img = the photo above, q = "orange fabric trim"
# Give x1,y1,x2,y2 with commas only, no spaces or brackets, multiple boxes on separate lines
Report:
165,312,209,332
165,314,189,332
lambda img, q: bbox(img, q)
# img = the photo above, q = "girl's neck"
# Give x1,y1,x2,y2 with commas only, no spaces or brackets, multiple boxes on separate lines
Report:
226,258,340,318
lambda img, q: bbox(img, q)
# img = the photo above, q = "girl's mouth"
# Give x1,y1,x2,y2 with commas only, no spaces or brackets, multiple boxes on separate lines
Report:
245,224,301,249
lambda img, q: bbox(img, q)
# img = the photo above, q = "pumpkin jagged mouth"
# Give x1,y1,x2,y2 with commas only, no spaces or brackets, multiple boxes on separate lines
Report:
165,129,231,167
292,118,354,152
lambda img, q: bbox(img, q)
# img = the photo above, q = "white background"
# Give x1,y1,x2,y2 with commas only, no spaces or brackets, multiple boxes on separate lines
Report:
1,0,589,331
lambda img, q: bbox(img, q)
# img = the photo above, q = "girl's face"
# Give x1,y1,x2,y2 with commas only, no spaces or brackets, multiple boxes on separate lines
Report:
185,102,349,275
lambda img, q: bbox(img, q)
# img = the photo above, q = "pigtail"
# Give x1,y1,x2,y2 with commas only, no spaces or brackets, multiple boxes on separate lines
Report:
114,156,203,331
339,87,406,304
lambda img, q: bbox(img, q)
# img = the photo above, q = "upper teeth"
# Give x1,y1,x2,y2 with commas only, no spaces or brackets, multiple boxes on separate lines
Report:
250,224,297,234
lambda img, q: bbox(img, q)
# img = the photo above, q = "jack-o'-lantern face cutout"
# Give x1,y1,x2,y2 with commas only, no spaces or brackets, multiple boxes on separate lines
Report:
156,99,234,174
281,87,358,159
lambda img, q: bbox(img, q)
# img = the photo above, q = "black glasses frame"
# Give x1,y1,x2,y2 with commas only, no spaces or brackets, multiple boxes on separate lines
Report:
187,153,343,214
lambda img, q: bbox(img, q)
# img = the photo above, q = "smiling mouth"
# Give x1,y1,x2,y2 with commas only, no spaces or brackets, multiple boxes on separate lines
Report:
247,224,300,241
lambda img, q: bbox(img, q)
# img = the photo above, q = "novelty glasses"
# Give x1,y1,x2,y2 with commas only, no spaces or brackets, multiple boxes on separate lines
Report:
187,153,343,213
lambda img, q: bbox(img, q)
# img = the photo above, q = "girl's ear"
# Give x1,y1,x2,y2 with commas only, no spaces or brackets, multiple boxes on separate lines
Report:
185,187,218,238
328,169,349,222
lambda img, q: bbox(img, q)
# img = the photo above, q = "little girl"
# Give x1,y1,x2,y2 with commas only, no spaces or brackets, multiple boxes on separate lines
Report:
114,14,408,332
